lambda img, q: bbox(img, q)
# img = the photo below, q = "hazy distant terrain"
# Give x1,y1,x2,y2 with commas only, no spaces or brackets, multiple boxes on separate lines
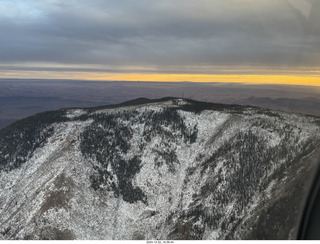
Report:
0,79,319,128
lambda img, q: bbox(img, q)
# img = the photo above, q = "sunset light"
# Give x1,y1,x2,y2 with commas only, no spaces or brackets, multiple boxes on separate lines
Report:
94,74,320,86
0,0,319,86
1,70,319,86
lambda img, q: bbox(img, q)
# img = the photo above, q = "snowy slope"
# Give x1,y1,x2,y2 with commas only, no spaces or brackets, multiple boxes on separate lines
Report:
0,97,319,240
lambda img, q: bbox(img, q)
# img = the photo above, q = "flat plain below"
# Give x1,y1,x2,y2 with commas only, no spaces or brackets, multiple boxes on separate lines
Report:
0,79,319,129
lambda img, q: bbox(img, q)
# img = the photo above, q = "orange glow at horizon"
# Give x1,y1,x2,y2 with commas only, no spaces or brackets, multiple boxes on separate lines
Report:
90,73,320,86
1,71,320,86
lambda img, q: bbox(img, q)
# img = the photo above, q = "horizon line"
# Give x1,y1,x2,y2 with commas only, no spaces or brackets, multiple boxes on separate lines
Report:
0,74,320,87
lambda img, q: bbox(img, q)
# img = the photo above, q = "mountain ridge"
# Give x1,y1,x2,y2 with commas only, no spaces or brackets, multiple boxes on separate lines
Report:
0,97,319,240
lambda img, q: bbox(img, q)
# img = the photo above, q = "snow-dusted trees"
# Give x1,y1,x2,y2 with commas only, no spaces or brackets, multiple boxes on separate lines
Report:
0,110,68,172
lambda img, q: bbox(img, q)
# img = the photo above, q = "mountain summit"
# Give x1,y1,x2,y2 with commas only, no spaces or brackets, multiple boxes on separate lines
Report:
0,97,319,240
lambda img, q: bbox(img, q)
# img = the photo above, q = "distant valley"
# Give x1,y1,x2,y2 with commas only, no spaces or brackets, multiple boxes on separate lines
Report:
0,79,319,129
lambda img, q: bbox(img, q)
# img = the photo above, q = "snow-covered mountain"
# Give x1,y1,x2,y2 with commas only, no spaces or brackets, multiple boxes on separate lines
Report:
0,97,319,240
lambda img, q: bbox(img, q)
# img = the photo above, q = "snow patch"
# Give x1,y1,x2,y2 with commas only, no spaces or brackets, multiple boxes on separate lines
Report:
65,109,87,118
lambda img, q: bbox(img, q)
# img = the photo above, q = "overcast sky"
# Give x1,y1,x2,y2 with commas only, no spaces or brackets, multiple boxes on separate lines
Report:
0,0,320,80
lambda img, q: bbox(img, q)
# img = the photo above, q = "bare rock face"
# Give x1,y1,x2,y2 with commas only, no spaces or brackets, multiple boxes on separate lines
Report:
0,97,320,240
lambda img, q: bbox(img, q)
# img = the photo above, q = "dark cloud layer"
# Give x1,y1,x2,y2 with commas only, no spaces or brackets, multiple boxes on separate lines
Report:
0,0,319,74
